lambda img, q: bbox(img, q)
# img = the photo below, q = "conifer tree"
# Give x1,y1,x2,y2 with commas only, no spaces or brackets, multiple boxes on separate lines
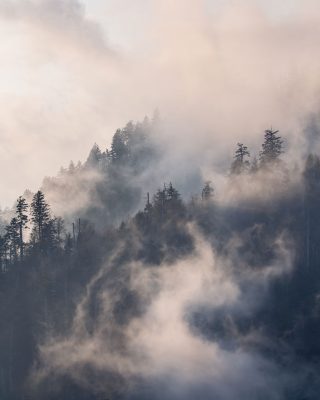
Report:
30,191,51,246
231,143,250,174
15,196,28,261
6,218,19,263
259,129,283,165
153,186,167,216
110,128,130,162
0,235,6,271
202,181,214,201
167,182,180,201
86,143,102,167
144,192,153,213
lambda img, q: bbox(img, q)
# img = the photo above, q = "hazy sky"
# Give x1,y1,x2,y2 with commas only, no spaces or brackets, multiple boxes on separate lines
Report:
0,0,318,207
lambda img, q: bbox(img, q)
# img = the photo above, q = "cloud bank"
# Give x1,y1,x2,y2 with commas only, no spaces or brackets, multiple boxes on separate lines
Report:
0,0,320,204
34,225,295,399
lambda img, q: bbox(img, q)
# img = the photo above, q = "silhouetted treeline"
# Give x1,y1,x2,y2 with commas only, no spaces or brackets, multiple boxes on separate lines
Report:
1,122,320,399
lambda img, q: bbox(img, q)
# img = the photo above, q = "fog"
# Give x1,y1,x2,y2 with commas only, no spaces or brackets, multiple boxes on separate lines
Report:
1,5,320,396
0,0,320,206
36,226,294,399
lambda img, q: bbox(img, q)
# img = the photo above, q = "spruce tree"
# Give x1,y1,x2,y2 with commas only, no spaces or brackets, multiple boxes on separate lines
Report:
259,129,283,165
15,196,28,261
6,218,19,263
231,143,250,174
30,191,51,246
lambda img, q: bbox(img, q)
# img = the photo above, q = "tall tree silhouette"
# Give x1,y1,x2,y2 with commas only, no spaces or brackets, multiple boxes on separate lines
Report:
30,191,51,247
86,143,102,168
6,217,19,263
110,127,130,163
0,235,6,271
259,129,283,165
15,196,28,261
231,143,250,174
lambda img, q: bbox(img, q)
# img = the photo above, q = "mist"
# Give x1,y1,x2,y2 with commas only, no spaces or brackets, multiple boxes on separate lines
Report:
1,0,320,206
1,1,320,400
35,226,296,400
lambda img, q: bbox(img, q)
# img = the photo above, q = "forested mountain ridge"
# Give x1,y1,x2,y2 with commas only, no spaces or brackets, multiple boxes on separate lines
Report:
1,120,320,399
41,116,161,228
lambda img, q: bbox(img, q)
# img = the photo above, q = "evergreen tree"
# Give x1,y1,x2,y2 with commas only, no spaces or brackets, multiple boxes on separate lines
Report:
42,218,57,251
153,186,168,217
231,143,250,174
15,196,28,261
6,218,19,263
166,183,184,216
202,181,214,201
3,232,10,270
30,191,51,247
167,182,180,201
110,128,130,162
86,143,102,167
64,232,74,256
0,235,6,272
259,129,283,165
144,192,153,214
54,217,65,247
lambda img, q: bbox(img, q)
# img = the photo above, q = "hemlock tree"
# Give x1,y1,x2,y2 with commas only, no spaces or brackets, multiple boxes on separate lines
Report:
259,129,283,166
231,143,250,174
30,191,51,247
15,196,28,261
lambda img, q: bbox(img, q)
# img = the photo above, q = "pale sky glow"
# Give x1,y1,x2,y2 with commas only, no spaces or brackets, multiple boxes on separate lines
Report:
0,0,319,207
83,0,302,50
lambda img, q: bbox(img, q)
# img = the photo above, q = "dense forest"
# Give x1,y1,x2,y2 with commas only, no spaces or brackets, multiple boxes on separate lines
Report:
1,118,320,400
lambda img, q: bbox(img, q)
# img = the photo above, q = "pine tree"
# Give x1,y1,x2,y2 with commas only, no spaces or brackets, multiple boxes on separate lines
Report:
30,191,51,246
231,143,250,174
15,196,28,261
259,129,283,165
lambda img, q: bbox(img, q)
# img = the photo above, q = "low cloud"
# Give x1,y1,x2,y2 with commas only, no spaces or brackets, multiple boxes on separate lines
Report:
1,0,320,205
35,226,295,399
